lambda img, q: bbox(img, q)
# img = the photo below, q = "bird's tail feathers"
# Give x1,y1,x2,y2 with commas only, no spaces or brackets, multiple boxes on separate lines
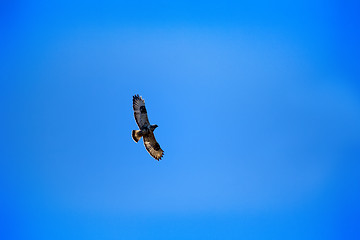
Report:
132,130,143,143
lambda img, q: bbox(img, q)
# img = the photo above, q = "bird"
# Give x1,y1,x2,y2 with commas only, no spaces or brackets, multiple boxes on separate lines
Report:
132,94,164,160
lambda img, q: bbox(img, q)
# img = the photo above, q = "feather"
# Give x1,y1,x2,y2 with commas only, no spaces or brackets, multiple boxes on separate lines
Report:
133,95,150,129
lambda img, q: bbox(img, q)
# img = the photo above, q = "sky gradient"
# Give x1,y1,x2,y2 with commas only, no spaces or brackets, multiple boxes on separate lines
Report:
1,0,360,239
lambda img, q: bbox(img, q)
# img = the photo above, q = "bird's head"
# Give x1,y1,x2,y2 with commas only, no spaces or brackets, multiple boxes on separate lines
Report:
150,124,158,131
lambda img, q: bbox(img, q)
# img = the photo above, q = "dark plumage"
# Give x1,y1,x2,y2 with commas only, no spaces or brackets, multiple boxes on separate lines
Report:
132,94,164,160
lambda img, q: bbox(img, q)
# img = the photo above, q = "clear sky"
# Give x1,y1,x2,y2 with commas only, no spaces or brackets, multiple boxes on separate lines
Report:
1,0,360,239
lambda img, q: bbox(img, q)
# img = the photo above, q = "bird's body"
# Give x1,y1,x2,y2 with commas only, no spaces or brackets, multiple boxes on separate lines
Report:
132,94,164,160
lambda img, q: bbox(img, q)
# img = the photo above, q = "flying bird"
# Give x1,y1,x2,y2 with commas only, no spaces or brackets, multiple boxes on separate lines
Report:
132,94,164,160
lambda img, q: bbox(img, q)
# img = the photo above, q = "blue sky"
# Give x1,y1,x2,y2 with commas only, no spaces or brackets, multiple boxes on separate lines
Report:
1,0,360,239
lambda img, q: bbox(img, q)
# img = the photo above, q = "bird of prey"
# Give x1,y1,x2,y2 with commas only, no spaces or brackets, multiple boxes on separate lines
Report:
132,94,164,160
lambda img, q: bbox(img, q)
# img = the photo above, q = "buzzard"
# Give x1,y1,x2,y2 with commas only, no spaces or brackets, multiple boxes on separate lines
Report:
132,94,164,160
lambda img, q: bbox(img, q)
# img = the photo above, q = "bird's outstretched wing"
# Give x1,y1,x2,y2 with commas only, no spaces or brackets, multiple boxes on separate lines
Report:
133,94,150,129
143,132,164,160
